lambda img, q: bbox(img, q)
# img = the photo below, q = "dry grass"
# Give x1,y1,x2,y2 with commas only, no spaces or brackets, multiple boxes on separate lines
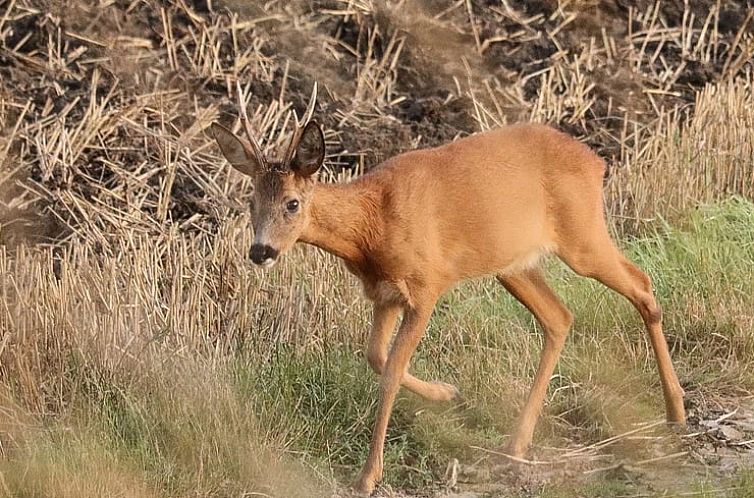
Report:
607,78,754,230
0,358,333,498
1,0,754,496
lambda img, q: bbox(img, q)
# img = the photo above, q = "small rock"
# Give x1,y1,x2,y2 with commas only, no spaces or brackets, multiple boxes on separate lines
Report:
719,425,744,441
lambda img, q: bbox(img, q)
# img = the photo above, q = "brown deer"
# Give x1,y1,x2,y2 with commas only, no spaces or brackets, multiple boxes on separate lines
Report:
210,83,686,495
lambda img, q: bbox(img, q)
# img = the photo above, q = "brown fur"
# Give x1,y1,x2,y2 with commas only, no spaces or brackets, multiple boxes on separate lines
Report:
211,121,686,496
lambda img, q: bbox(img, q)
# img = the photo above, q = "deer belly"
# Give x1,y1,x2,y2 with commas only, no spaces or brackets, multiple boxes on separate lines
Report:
497,243,557,275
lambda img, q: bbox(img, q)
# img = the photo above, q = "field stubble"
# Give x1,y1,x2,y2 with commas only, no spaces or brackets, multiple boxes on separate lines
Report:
1,0,754,496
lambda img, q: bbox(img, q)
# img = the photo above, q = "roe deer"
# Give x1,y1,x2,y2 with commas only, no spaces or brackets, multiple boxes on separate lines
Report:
210,82,686,495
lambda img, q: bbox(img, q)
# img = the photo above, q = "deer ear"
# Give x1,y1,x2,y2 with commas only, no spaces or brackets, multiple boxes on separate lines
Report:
291,121,325,177
210,122,263,177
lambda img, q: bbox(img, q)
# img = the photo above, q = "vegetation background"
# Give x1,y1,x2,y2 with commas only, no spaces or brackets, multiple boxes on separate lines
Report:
1,0,754,496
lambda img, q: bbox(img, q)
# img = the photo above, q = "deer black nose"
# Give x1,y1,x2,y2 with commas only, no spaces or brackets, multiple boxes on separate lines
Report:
249,244,279,265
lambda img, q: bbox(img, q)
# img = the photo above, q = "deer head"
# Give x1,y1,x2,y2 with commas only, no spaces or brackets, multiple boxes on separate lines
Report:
211,82,325,267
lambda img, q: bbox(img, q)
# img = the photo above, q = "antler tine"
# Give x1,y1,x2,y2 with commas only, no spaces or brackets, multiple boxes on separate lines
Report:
235,81,268,171
300,81,318,126
283,82,318,166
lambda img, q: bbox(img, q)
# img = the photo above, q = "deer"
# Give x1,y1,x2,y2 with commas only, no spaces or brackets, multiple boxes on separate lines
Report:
209,82,686,496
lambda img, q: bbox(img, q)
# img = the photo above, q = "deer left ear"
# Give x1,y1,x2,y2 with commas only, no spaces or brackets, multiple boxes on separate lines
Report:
210,123,264,177
291,121,325,177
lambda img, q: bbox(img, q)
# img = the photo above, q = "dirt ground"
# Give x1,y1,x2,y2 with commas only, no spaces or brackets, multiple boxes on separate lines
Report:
366,396,754,497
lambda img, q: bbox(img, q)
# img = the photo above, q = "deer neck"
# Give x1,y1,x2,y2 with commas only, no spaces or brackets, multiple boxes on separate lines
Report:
301,181,380,266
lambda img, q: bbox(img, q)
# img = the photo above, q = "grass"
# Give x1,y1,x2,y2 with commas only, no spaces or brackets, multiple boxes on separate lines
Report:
2,197,753,496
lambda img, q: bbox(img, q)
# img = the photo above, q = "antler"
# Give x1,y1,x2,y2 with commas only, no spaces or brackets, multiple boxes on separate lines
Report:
236,81,268,171
282,82,318,167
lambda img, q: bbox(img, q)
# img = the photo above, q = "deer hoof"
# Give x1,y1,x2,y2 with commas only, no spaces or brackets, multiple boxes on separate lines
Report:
431,381,461,402
352,472,377,496
504,440,529,459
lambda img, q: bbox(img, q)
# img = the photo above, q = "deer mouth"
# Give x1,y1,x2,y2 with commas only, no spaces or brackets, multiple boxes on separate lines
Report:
258,257,277,269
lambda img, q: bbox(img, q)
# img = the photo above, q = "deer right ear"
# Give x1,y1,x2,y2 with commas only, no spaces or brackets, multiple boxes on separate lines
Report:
290,121,325,177
210,123,263,177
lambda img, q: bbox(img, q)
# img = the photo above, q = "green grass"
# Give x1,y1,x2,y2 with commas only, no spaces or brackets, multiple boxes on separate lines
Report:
1,198,753,497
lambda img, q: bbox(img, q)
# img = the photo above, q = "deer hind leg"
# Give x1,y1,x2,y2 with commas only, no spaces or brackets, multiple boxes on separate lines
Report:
366,302,459,402
557,237,686,425
496,268,574,457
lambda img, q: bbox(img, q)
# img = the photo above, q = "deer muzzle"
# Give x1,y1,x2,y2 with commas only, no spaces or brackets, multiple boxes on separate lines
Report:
249,244,279,267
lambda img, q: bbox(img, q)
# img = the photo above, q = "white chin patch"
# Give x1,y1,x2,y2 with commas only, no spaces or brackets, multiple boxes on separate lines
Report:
259,258,277,269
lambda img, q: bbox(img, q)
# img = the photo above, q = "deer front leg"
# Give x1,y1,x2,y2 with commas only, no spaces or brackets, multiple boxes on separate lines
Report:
367,302,459,402
354,300,436,495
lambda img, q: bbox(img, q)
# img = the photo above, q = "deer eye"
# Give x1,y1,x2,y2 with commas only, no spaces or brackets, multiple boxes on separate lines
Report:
285,199,300,214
